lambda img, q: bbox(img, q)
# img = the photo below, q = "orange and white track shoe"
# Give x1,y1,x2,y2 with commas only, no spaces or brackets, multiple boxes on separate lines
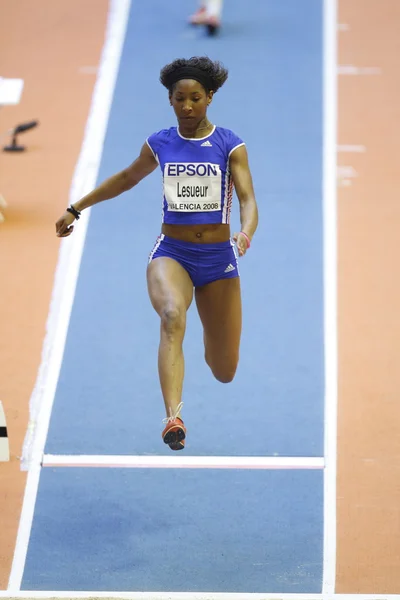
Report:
162,402,186,451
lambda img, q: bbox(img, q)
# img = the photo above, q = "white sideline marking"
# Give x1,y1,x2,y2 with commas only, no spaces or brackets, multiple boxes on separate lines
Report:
322,0,338,595
338,65,381,75
337,166,357,178
7,0,132,592
1,592,399,599
42,454,325,469
79,66,98,74
337,145,366,153
337,165,358,187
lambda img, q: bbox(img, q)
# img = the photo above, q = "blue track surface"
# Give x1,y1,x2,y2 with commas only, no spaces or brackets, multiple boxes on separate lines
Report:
23,468,323,592
24,0,326,592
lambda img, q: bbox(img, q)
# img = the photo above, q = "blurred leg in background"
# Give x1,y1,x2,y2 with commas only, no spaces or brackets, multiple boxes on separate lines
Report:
189,0,223,35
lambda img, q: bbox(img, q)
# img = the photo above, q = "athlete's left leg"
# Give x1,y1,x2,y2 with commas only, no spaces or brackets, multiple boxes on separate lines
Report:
194,277,242,383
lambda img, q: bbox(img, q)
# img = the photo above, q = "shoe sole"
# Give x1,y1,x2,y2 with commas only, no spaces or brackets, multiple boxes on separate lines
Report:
163,426,186,451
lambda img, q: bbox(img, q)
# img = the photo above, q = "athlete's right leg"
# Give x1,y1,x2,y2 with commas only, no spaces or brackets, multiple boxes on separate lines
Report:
147,257,194,421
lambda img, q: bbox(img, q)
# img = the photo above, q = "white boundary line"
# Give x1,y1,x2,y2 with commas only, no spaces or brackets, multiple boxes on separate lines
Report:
42,454,325,469
0,593,399,600
322,0,338,596
7,0,132,592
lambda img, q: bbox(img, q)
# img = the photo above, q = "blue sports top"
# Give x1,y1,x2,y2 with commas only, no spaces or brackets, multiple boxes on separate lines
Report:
146,125,245,225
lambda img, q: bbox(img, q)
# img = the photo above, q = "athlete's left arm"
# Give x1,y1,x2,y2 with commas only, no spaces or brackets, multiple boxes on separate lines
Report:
229,145,258,253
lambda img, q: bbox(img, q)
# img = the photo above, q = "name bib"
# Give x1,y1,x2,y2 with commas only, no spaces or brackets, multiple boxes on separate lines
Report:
163,162,222,212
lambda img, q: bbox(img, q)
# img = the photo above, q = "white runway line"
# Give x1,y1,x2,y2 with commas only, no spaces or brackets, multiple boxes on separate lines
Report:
1,591,400,600
42,454,325,469
322,0,338,595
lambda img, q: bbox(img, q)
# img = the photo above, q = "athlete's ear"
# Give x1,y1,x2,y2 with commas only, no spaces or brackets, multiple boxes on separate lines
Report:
207,90,214,106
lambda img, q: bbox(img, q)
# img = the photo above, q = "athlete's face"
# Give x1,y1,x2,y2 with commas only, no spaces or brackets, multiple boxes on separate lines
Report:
170,79,213,128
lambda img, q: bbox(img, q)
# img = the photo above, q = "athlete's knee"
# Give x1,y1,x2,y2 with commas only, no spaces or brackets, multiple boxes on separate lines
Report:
160,304,186,335
213,369,237,384
205,352,238,383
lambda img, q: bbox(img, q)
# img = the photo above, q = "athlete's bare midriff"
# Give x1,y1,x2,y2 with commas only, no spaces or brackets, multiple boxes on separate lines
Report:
161,222,231,243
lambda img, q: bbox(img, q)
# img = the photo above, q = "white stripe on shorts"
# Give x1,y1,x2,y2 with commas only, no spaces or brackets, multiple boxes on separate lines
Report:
148,233,165,263
230,237,240,276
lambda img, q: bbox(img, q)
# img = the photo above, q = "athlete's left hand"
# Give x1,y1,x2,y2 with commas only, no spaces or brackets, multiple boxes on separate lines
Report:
232,232,250,257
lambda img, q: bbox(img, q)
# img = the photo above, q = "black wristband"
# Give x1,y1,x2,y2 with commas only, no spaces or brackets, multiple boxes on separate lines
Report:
66,205,81,220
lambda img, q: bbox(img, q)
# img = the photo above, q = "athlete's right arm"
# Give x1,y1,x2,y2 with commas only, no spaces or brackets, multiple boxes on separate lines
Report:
76,142,158,212
56,143,158,237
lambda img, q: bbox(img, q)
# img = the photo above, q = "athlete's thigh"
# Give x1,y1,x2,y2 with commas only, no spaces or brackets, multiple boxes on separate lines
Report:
147,257,194,315
195,277,242,357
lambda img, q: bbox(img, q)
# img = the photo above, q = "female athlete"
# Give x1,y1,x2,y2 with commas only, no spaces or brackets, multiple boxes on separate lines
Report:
55,56,258,451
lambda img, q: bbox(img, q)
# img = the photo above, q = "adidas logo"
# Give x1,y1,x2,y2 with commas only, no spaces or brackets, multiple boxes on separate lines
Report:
224,263,235,273
201,140,212,147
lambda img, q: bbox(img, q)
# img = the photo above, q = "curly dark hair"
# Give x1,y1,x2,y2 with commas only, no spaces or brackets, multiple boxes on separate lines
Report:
160,56,228,93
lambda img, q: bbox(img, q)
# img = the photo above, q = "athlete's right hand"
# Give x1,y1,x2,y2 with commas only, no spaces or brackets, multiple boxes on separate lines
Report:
55,211,76,237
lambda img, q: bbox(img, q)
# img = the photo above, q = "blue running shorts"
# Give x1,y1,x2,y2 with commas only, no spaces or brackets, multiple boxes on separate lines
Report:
148,234,240,287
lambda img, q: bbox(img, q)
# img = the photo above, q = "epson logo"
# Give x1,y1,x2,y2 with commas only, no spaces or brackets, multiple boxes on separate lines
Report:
166,163,219,177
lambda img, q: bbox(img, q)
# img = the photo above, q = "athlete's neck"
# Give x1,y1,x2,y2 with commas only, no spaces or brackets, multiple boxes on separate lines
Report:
178,119,214,139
